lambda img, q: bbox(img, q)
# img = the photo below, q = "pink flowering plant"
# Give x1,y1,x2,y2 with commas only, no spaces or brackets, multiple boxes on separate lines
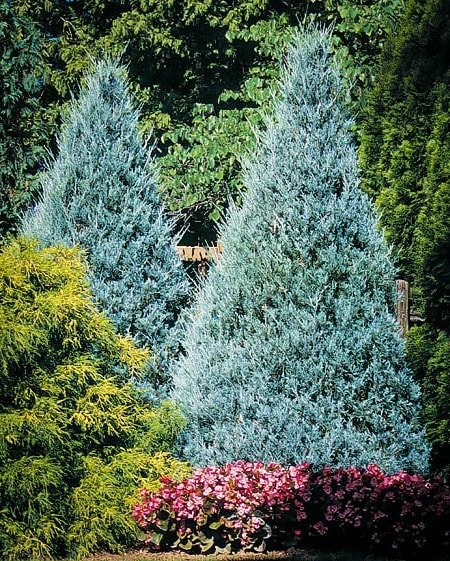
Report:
133,460,311,553
309,465,450,553
133,461,450,556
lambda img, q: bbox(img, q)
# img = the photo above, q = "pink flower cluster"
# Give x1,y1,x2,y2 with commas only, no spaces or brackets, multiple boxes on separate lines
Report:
133,461,311,550
311,464,450,552
132,461,450,555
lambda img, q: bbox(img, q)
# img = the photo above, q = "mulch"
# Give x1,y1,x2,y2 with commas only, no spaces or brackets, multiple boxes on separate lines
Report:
83,547,418,561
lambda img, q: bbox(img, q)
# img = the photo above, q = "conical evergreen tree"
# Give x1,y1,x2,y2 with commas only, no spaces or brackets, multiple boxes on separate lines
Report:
171,28,430,472
359,0,450,319
0,237,188,560
359,0,450,478
22,60,190,390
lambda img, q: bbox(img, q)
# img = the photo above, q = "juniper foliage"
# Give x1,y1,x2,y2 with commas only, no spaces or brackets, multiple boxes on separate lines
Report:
171,28,430,473
22,60,189,389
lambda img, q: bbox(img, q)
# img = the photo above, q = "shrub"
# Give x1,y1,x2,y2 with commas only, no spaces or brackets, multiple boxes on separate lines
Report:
171,27,429,472
133,461,450,557
0,237,189,561
359,0,450,322
360,0,450,477
68,451,192,558
407,325,450,480
133,461,311,553
310,465,450,552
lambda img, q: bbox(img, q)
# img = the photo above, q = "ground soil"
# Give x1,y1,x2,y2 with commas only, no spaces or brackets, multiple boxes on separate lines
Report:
83,546,450,561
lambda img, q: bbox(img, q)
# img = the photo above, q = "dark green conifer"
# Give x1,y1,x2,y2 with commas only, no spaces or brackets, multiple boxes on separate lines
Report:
360,0,450,476
0,1,46,236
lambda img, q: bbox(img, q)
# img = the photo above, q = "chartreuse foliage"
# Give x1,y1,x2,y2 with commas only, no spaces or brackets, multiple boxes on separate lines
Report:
171,28,429,472
11,1,403,236
0,1,47,237
0,238,190,561
359,0,450,477
68,450,191,558
22,59,189,391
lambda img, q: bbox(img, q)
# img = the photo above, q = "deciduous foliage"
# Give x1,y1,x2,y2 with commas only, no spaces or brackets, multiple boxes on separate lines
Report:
0,1,47,236
12,0,404,237
0,237,189,561
171,28,429,472
12,0,403,126
22,60,189,390
359,0,450,477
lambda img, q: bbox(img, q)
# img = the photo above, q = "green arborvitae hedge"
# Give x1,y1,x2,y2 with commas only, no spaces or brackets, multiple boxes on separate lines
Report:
359,0,450,477
407,325,450,480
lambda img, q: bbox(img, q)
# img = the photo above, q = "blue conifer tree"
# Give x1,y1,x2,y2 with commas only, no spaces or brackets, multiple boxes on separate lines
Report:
22,60,189,391
171,28,430,472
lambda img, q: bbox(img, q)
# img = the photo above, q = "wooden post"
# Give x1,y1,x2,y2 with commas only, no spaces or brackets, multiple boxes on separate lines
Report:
395,279,409,336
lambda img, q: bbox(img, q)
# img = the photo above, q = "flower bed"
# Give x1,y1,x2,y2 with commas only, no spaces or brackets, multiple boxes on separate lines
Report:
133,461,450,556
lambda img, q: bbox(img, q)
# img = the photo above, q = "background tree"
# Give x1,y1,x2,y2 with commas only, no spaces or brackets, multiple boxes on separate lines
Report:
11,0,404,241
0,1,48,236
359,0,450,478
0,238,189,561
22,60,190,392
171,28,429,473
407,325,450,480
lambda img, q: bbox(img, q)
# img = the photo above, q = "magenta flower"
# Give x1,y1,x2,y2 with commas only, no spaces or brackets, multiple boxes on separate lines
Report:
133,461,450,556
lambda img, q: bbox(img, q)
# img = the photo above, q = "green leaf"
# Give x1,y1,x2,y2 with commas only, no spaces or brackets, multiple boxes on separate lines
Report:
253,539,267,553
178,539,193,551
209,208,221,222
155,517,170,531
150,531,163,546
215,542,232,554
185,194,198,206
200,537,215,553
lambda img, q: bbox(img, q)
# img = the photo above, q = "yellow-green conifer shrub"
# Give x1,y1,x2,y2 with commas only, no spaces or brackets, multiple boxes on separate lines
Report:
0,238,190,561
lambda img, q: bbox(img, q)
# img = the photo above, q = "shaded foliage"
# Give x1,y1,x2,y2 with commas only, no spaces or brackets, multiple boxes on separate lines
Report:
359,0,450,477
11,0,404,238
407,325,450,480
0,1,48,236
